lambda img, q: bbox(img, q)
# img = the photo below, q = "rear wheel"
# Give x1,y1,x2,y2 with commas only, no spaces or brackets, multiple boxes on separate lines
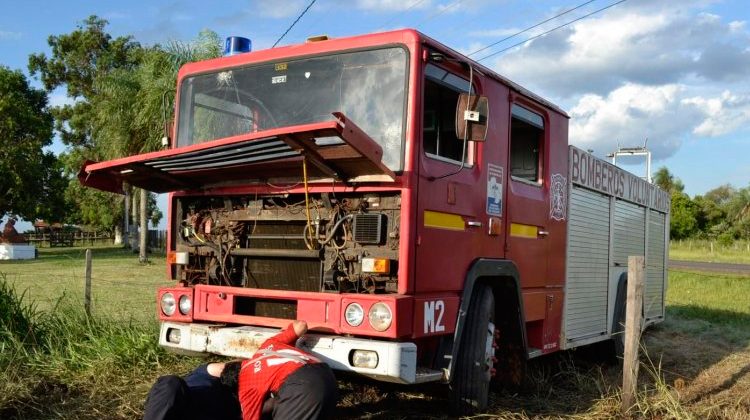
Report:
607,278,628,363
449,285,497,415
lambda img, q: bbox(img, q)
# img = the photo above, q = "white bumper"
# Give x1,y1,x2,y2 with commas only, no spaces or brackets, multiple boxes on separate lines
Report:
159,322,418,384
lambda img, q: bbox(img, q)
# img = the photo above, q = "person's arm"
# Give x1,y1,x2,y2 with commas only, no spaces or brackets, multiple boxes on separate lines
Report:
267,321,307,346
206,362,225,378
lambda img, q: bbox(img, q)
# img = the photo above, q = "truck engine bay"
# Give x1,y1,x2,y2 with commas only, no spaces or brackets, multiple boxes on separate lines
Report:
173,192,400,295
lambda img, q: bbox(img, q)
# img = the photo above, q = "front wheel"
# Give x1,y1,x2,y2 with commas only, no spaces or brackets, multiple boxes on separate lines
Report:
449,285,497,415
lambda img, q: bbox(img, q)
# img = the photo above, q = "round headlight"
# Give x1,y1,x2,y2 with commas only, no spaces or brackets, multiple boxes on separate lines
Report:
178,295,192,315
161,292,176,316
344,303,364,327
368,302,392,332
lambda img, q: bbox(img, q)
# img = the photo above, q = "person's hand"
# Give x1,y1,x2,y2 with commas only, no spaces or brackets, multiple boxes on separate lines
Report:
292,320,308,337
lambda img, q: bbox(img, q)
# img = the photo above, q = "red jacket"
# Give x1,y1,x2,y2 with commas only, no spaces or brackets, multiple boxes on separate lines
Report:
238,323,320,420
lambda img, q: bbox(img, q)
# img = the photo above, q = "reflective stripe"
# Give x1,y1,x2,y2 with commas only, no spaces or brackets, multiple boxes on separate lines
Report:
241,348,320,371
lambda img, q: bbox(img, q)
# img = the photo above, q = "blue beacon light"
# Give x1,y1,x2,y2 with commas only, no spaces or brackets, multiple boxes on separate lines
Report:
224,36,252,56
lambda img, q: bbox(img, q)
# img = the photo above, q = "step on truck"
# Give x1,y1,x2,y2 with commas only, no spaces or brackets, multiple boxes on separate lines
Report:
80,29,670,413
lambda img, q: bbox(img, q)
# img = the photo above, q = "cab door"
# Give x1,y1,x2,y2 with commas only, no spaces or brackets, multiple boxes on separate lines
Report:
414,63,484,297
504,101,550,289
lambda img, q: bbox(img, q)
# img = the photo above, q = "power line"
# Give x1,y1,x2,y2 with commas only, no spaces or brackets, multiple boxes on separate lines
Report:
376,0,429,31
467,0,598,57
273,0,318,48
415,0,466,28
477,0,628,62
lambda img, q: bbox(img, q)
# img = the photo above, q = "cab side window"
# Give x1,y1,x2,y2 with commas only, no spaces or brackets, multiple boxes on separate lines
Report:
423,65,472,165
510,104,544,183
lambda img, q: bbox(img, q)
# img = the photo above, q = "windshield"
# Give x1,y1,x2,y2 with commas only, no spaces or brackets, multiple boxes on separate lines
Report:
176,47,408,170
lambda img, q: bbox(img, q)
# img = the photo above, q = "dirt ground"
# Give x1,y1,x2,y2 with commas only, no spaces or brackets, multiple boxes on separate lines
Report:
335,320,750,419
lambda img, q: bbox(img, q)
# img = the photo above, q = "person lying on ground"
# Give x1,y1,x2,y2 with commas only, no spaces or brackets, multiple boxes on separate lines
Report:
143,361,242,420
220,320,338,420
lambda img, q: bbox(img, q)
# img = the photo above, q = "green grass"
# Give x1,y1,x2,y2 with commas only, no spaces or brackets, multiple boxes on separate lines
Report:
670,239,750,264
665,270,750,344
0,248,197,419
1,245,749,419
0,246,171,322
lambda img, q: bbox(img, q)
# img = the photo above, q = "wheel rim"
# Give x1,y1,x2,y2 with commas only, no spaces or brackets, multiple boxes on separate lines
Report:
484,321,498,379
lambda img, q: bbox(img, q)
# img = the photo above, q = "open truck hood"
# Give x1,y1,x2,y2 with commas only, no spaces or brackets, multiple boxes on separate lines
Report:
78,113,395,194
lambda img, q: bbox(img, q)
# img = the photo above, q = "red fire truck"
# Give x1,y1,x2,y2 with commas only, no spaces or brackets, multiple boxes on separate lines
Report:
79,29,670,413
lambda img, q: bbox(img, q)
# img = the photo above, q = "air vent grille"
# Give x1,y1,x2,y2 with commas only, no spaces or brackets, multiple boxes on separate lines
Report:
352,214,387,245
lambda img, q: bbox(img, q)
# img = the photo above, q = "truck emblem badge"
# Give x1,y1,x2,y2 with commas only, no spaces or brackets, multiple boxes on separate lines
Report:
550,173,567,221
486,164,503,216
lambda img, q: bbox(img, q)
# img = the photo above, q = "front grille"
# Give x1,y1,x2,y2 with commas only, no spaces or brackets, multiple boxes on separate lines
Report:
353,213,387,244
244,222,321,292
234,296,297,319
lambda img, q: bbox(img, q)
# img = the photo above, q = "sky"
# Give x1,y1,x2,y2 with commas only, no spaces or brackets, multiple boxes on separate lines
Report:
1,0,749,229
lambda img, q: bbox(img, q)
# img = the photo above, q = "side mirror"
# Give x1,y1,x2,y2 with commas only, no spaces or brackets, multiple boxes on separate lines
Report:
161,118,174,148
162,90,175,148
455,93,489,142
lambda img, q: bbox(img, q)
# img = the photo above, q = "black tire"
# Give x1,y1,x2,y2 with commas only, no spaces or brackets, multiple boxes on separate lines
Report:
449,285,495,415
608,277,628,362
612,295,626,360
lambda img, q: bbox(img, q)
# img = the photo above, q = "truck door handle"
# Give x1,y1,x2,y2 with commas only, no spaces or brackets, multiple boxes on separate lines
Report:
538,230,549,237
466,221,483,228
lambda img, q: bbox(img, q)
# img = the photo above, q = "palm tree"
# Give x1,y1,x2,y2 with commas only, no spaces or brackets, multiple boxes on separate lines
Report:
91,31,222,262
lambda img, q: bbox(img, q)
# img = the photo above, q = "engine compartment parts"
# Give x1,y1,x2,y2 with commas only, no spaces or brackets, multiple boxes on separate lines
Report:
172,192,400,298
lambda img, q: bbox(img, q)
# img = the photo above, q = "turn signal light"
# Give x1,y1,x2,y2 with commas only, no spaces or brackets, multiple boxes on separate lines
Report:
361,258,390,274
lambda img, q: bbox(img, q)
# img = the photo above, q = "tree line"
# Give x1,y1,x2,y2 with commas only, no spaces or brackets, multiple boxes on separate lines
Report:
0,16,221,259
654,167,750,243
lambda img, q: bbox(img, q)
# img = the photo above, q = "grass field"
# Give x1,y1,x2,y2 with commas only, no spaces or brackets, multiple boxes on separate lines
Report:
670,239,750,264
1,246,749,419
0,246,171,322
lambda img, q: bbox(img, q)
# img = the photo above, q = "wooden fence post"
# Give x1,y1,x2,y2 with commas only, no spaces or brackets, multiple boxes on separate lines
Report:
84,249,92,316
622,255,645,414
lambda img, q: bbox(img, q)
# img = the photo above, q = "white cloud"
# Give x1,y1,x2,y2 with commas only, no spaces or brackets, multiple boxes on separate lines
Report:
356,0,432,12
569,84,695,159
469,0,750,161
489,2,750,97
728,20,746,33
469,28,522,38
682,91,750,137
568,83,750,159
0,30,21,40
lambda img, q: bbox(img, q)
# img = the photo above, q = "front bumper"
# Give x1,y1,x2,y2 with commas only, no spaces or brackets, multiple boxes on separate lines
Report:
159,321,421,384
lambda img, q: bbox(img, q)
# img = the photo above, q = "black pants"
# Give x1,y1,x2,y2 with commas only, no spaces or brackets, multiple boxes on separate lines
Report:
143,375,187,420
272,363,338,420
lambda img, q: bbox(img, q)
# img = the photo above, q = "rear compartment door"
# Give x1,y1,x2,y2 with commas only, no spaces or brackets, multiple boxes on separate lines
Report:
78,113,395,194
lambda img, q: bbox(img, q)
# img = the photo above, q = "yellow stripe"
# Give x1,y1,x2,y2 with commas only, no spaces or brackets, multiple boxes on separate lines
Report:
510,223,538,238
424,210,465,231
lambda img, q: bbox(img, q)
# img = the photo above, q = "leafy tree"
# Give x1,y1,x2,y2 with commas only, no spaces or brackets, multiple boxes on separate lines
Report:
670,191,698,239
653,166,684,193
0,66,63,220
726,186,750,239
28,16,142,243
28,15,141,148
88,29,220,259
703,184,736,207
693,195,726,235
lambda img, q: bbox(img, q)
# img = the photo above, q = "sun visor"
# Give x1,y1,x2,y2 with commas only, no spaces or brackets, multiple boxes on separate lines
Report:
78,113,395,194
